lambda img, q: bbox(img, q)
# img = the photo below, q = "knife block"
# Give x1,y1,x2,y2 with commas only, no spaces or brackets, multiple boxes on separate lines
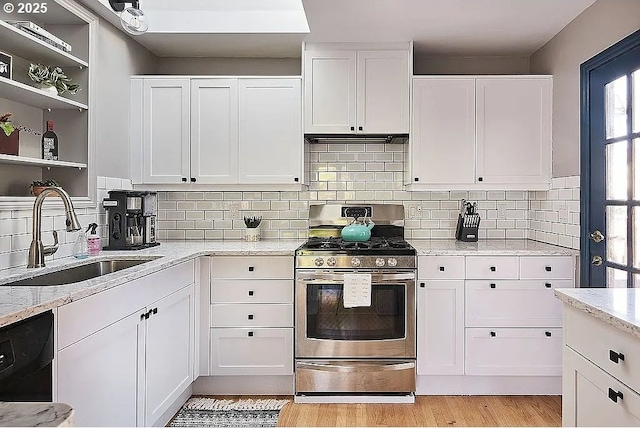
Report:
455,213,480,242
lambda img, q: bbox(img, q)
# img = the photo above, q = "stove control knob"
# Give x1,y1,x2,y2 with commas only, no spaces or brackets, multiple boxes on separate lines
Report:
314,257,324,267
387,258,398,267
351,257,361,267
375,257,385,267
326,257,336,267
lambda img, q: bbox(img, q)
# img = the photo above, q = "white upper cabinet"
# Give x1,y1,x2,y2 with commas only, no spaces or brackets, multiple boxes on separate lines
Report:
304,44,410,134
476,77,551,186
191,79,238,184
238,79,302,184
141,79,191,184
131,76,302,187
409,76,552,190
411,78,476,186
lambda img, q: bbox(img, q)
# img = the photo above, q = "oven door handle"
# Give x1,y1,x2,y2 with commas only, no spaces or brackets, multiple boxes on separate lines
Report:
296,273,415,282
297,361,415,373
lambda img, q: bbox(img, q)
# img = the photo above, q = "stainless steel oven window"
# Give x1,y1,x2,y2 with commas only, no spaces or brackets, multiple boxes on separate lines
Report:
306,283,405,340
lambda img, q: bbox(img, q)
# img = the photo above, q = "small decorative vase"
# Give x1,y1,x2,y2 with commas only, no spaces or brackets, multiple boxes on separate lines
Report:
39,84,58,96
244,228,260,242
0,130,19,155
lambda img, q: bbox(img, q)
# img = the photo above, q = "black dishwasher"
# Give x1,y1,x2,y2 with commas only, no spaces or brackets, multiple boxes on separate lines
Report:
0,310,53,401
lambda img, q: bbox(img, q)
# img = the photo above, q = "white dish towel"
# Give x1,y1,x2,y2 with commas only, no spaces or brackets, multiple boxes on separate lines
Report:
343,273,372,308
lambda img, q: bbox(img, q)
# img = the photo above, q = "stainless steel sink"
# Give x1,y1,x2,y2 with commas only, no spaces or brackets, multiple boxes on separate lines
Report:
2,258,160,286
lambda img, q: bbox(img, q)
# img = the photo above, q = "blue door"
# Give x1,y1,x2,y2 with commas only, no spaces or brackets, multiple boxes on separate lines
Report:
582,30,640,287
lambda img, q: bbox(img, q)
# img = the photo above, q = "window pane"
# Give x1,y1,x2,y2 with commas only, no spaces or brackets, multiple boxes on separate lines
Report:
606,75,628,139
634,69,639,133
634,274,640,288
607,267,628,288
607,205,627,265
635,207,640,269
635,139,640,200
607,141,628,200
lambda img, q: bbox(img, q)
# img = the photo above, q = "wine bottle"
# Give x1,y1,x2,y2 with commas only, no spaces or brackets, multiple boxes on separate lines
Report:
42,120,58,160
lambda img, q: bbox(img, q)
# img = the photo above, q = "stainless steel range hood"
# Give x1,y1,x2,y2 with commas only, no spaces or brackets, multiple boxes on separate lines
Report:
304,134,409,144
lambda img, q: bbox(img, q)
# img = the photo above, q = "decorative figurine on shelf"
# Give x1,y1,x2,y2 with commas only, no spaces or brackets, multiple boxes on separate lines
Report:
0,112,19,156
243,215,262,242
27,63,81,95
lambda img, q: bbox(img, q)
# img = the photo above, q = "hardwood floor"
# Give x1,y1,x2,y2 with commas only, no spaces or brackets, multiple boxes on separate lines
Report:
276,396,562,427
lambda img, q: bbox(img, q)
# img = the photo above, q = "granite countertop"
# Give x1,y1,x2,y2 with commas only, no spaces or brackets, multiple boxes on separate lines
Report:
0,402,73,427
0,240,303,328
555,288,640,339
408,239,579,256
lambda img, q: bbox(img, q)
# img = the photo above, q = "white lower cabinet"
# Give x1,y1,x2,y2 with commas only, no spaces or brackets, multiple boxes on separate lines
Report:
56,261,195,427
416,280,464,375
210,328,294,375
209,256,294,377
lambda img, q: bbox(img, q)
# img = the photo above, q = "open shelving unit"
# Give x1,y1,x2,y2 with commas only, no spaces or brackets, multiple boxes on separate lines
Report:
0,0,97,206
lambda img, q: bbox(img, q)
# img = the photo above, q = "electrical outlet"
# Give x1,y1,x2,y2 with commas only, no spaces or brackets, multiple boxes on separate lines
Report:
229,202,239,219
415,204,422,219
497,203,507,219
409,205,416,219
559,204,569,223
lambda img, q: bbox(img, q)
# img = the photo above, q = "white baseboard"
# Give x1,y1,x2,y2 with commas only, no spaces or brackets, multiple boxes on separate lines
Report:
416,375,561,395
193,375,295,395
294,394,415,404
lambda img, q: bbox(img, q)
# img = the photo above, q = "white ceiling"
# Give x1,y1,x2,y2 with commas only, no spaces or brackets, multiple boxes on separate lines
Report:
83,0,598,58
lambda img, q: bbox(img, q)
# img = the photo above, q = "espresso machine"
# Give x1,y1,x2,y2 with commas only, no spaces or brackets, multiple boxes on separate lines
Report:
103,191,159,250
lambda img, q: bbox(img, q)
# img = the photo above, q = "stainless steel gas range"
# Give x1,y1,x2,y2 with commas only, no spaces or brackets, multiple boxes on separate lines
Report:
295,204,416,397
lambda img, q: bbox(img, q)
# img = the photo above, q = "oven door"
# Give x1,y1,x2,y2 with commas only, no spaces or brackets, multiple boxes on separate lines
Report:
295,270,415,359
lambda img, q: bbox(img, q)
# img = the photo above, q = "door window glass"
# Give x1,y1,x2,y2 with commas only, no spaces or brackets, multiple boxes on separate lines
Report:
605,75,628,139
607,268,628,288
606,141,629,200
606,206,627,266
633,70,639,133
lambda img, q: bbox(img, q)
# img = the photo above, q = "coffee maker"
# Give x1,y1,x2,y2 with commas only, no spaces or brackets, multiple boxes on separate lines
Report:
103,191,159,250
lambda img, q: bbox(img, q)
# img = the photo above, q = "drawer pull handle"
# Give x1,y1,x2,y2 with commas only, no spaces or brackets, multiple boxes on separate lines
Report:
609,350,625,364
420,282,425,288
490,331,496,337
439,266,445,272
490,266,496,272
248,314,254,320
545,331,552,337
545,266,552,272
608,388,623,403
248,266,255,272
545,283,552,288
248,290,254,296
248,331,254,337
490,283,496,289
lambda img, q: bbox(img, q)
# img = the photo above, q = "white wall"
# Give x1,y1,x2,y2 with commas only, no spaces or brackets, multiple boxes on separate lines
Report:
156,57,301,76
94,21,156,179
530,0,640,177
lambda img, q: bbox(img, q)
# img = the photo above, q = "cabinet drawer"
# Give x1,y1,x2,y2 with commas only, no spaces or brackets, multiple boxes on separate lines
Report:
211,256,293,279
566,307,640,392
211,304,293,327
210,328,293,375
465,257,518,279
465,280,570,327
465,327,562,376
211,279,293,304
519,256,574,280
565,347,640,426
418,256,465,280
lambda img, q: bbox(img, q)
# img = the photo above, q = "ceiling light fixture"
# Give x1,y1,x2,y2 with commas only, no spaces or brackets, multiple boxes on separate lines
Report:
108,0,148,35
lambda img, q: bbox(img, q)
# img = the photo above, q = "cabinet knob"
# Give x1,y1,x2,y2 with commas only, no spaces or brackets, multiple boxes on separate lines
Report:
608,388,624,403
490,283,496,289
350,126,355,131
490,266,496,272
490,331,496,337
545,331,552,337
190,177,196,183
248,331,254,337
545,266,552,272
545,283,552,288
420,282,425,288
248,266,254,272
294,177,299,182
181,177,187,182
358,126,363,131
439,266,445,272
478,177,483,182
248,290,254,296
609,350,625,364
248,314,254,320
414,177,419,182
